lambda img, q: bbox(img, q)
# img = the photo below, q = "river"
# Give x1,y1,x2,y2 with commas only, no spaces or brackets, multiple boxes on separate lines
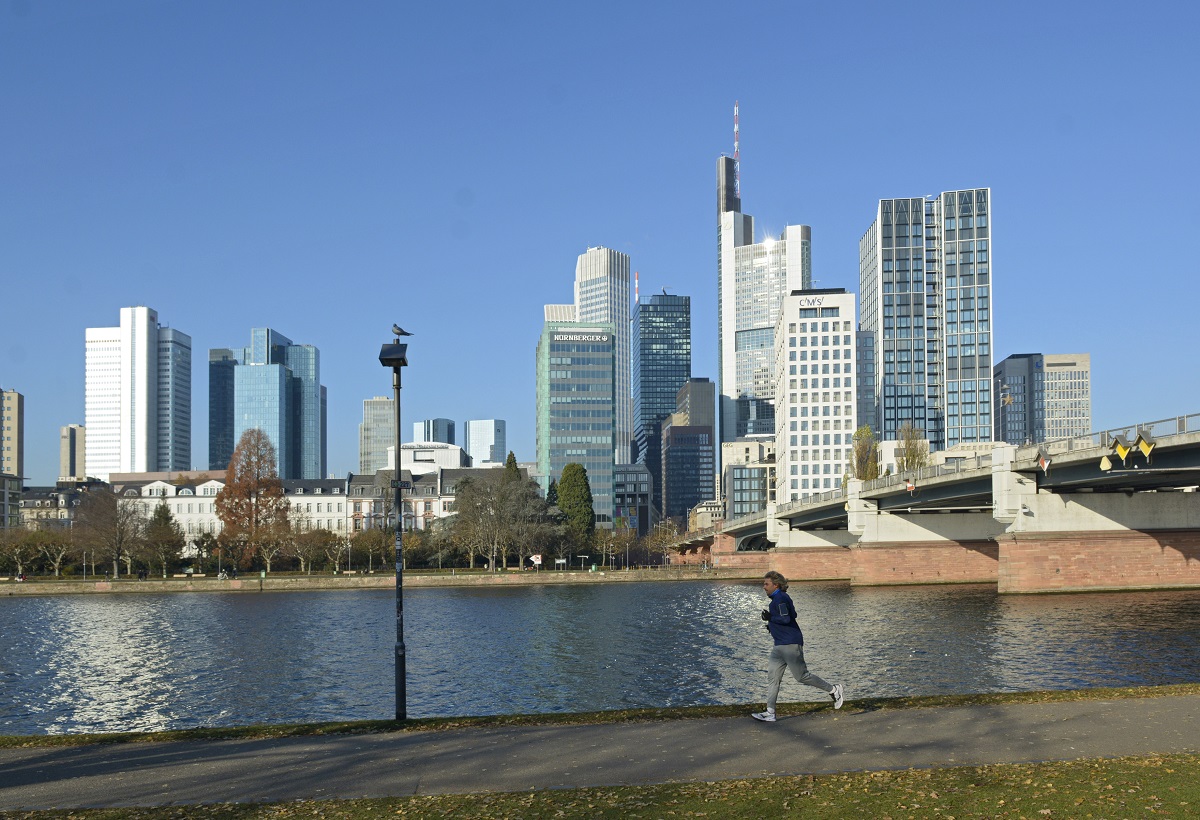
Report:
2,580,1200,735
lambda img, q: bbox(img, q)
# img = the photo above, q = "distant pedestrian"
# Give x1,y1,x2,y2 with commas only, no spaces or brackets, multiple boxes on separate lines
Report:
751,571,844,722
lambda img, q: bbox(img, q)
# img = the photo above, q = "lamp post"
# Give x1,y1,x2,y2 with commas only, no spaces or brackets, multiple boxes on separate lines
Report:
379,327,411,722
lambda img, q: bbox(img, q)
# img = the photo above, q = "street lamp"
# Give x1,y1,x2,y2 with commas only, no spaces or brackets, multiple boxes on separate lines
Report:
578,554,589,571
379,327,411,722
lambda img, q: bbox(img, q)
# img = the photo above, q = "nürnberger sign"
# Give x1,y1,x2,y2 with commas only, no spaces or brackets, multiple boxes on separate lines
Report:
553,333,610,342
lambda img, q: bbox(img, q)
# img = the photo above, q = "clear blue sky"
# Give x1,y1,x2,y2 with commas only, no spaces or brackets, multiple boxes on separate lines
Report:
4,1,1198,485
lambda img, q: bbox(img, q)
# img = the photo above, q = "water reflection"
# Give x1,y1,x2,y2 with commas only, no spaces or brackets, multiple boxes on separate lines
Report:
2,581,1200,735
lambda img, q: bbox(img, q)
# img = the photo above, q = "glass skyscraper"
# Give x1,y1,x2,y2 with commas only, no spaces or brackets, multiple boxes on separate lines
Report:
632,293,691,514
574,247,631,465
994,353,1091,445
464,419,506,465
717,156,811,448
208,328,326,479
858,189,993,451
535,321,615,527
359,397,395,474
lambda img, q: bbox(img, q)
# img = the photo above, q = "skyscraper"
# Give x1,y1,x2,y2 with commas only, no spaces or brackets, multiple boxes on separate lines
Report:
359,397,395,473
464,419,507,465
413,419,455,445
994,353,1091,445
536,319,615,527
858,189,993,451
208,328,326,479
659,378,716,521
717,157,811,448
85,306,191,480
774,289,858,503
1,388,23,479
632,293,691,513
574,247,632,464
60,424,85,482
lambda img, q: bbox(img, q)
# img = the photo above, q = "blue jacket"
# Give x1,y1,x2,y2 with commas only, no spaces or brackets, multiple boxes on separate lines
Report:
765,588,805,646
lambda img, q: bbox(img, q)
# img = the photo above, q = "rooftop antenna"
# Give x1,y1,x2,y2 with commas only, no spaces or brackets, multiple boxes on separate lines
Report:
733,100,741,200
634,270,639,303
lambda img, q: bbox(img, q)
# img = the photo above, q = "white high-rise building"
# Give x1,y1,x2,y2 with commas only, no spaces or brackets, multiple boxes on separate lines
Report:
464,419,506,465
85,306,191,481
717,156,811,448
359,396,395,473
574,246,632,464
774,289,857,503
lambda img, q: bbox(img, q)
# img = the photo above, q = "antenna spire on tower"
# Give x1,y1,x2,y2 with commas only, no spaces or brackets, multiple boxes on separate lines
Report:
733,100,740,200
635,270,639,303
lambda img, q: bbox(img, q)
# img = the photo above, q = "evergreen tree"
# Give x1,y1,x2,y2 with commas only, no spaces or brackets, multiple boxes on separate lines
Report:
556,463,595,547
145,502,186,577
504,451,521,479
545,478,558,506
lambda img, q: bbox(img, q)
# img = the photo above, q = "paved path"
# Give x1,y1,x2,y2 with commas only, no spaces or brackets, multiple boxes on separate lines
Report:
2,695,1198,811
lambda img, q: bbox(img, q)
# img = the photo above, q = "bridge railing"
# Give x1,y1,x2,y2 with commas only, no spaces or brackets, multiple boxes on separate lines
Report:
862,452,993,493
1018,412,1200,459
776,487,844,516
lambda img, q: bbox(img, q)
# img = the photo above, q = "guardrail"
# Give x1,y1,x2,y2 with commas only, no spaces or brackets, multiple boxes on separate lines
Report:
1018,412,1200,459
862,452,993,493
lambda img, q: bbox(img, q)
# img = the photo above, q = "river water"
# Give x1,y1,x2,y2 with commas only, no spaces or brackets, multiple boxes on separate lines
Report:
2,580,1200,735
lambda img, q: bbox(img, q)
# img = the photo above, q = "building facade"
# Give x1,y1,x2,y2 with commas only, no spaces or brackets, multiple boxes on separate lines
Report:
359,396,395,474
85,306,191,480
631,293,691,514
721,436,774,519
612,463,653,537
859,189,993,451
717,157,811,449
413,418,455,445
464,419,507,465
774,289,858,504
535,321,615,528
994,353,1092,445
1,388,23,479
209,328,327,479
59,424,86,482
574,247,632,464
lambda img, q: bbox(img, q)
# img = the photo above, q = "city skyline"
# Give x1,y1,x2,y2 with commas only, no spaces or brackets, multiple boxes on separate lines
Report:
4,2,1197,484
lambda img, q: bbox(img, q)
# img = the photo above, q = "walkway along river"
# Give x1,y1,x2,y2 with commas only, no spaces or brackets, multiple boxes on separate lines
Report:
3,580,1200,735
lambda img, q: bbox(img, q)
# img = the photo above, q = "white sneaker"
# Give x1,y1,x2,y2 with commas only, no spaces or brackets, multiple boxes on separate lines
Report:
751,711,776,722
830,683,845,710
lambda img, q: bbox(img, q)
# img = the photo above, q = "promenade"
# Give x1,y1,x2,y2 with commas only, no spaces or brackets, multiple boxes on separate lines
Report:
1,693,1197,811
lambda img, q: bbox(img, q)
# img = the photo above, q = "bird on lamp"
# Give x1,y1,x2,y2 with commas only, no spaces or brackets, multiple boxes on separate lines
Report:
392,325,413,337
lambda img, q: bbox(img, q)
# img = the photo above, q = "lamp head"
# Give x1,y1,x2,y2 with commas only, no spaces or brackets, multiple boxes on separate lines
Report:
379,343,408,368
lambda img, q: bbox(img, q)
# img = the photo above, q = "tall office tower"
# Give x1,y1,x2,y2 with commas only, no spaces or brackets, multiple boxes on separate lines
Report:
208,328,327,479
1,389,23,479
659,377,716,521
994,353,1091,445
413,418,455,445
59,424,86,481
716,157,811,449
359,397,395,473
859,189,993,451
464,419,507,465
536,321,615,528
574,246,632,464
85,306,191,481
632,293,691,514
774,289,857,503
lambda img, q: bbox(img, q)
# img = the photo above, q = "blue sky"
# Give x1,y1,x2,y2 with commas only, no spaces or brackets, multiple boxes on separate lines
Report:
4,1,1198,485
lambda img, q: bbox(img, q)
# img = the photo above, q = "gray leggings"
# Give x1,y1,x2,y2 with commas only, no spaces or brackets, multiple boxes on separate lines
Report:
766,643,832,711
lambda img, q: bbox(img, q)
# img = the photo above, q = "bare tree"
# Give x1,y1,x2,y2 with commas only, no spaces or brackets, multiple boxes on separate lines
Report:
36,529,74,577
895,422,930,473
75,487,147,579
290,528,330,575
0,527,38,576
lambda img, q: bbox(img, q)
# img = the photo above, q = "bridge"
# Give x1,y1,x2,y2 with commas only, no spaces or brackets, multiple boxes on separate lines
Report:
671,413,1200,593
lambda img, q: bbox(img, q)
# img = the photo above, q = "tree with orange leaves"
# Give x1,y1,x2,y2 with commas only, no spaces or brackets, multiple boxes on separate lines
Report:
215,428,291,569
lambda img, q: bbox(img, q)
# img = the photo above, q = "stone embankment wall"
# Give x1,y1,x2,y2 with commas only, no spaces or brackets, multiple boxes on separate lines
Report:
998,529,1200,593
0,567,761,596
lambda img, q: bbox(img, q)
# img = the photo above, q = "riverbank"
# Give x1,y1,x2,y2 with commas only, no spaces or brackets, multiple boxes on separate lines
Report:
0,566,759,596
2,686,1198,813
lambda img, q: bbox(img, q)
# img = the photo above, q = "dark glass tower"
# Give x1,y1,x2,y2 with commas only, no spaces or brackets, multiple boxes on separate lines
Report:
631,293,691,515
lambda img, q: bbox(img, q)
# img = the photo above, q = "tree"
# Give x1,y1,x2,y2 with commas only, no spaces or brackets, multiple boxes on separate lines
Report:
75,487,147,578
215,429,291,569
504,451,521,479
645,519,680,566
320,531,349,573
0,527,39,576
557,463,595,550
452,471,520,571
35,529,73,577
851,425,880,481
290,528,330,575
545,478,558,507
896,422,931,473
145,503,186,578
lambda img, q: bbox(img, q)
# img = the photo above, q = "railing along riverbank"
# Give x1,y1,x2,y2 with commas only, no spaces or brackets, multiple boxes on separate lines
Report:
0,566,761,596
